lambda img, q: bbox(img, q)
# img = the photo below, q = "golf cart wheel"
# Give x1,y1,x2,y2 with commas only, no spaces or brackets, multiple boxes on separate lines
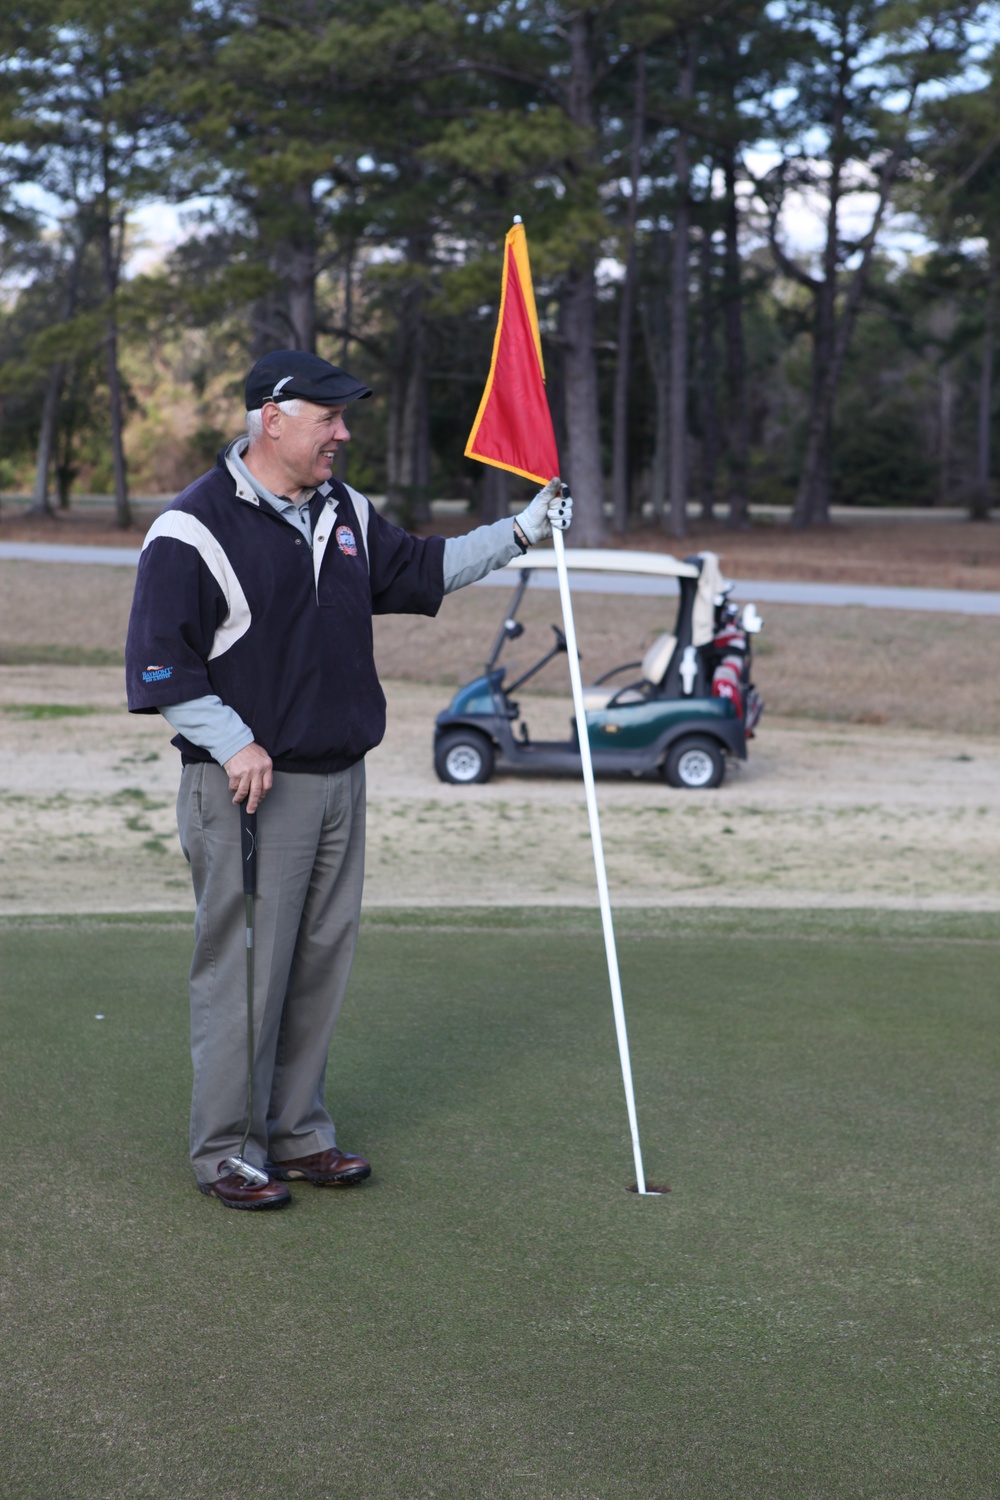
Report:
435,730,494,785
663,735,725,790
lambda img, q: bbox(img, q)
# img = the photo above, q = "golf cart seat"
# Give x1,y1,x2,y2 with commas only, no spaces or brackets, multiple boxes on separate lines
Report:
581,631,677,711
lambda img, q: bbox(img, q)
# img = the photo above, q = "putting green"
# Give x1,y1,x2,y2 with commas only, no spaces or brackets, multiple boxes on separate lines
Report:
2,908,998,1499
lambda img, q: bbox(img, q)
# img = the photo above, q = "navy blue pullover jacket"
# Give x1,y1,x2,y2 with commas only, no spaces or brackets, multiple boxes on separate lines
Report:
126,455,445,773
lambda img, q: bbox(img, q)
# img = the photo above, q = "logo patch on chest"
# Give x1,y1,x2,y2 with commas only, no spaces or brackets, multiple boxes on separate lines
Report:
335,525,358,556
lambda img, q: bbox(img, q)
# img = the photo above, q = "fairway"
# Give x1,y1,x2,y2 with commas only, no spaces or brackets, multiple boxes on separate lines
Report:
2,908,999,1499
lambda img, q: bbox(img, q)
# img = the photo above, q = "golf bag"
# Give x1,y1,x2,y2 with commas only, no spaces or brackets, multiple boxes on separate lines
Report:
709,604,763,736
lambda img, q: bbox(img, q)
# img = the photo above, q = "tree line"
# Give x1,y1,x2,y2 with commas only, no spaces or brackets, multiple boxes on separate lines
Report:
0,0,997,542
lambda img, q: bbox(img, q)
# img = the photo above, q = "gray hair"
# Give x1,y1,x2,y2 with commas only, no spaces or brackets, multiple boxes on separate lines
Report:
245,397,304,441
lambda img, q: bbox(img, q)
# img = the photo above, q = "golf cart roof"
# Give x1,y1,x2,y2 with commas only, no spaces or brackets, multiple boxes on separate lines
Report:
502,547,701,580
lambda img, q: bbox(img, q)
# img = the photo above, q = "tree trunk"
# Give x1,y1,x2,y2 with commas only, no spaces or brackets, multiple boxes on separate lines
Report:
611,50,646,535
938,362,954,507
791,83,843,532
971,245,997,521
721,148,749,529
641,228,670,524
668,40,696,540
791,150,907,529
341,246,353,369
790,59,917,529
386,267,430,524
559,11,605,547
548,304,569,466
561,262,605,545
697,227,719,524
413,361,430,521
104,313,130,528
31,230,88,517
56,416,78,505
31,366,63,517
480,463,510,523
334,248,354,482
100,185,130,529
287,181,317,353
55,365,81,508
792,285,836,528
251,294,284,361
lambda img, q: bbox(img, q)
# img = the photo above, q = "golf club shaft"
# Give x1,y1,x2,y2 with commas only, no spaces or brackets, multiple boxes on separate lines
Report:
237,805,257,1162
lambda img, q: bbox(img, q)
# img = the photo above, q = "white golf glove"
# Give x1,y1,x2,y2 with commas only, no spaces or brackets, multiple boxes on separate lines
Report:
515,478,573,546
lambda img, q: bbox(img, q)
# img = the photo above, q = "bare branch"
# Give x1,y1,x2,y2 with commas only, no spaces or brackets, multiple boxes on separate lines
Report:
743,162,821,291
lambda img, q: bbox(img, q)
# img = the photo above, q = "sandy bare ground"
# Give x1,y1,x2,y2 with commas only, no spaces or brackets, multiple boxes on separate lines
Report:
1,667,997,915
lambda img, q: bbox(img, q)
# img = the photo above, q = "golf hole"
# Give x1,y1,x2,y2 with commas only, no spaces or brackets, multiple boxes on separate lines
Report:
627,1182,671,1195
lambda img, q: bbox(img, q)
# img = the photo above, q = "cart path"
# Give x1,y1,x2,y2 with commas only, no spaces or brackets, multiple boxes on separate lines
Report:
1,669,997,915
0,542,144,566
475,568,1000,614
3,540,999,614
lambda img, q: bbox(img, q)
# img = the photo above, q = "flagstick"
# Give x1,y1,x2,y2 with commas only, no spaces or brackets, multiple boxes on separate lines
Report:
550,525,648,1195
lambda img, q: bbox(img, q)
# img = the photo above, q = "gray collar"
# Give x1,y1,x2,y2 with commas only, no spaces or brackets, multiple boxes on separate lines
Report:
224,436,318,514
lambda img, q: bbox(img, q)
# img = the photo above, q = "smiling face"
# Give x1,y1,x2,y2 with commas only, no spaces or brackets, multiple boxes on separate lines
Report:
258,399,352,496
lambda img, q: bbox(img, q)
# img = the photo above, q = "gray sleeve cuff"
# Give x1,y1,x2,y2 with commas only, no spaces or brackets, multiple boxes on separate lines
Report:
442,517,522,594
159,694,255,766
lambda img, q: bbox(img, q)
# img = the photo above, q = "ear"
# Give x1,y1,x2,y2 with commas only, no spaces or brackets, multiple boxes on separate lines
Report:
259,403,284,440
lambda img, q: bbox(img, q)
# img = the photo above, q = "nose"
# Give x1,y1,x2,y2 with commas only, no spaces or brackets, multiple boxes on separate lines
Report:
333,416,350,443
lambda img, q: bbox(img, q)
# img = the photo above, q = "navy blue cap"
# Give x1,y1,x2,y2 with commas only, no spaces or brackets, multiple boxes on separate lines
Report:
245,350,372,410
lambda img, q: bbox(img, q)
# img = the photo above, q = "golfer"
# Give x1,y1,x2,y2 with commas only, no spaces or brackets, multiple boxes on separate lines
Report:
126,350,572,1209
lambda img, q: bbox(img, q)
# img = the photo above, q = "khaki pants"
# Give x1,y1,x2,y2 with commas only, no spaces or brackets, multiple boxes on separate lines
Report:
176,760,367,1184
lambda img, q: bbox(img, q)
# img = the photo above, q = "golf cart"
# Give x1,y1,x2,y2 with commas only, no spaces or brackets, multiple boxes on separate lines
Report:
433,549,763,790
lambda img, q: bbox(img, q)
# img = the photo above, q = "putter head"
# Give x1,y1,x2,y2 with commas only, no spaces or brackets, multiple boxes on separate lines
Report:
220,1154,270,1188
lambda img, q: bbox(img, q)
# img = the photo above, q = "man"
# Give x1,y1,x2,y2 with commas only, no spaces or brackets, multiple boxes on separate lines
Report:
126,349,572,1210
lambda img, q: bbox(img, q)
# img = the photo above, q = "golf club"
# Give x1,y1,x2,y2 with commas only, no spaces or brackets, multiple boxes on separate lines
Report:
220,802,269,1187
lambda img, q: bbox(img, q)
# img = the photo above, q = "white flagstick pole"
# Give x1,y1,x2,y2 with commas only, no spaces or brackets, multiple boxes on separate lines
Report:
550,524,648,1195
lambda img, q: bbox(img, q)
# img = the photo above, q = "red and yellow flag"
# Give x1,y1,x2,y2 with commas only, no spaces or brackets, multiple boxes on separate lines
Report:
465,221,559,485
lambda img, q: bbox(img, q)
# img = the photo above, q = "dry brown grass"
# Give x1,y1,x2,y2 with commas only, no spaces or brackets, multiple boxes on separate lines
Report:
373,584,1000,737
622,514,1000,592
0,559,136,659
1,523,998,736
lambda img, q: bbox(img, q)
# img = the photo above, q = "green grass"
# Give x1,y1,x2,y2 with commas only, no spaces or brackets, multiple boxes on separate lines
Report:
2,908,999,1499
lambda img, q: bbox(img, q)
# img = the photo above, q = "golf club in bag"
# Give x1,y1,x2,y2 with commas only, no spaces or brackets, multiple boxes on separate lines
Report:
220,803,269,1187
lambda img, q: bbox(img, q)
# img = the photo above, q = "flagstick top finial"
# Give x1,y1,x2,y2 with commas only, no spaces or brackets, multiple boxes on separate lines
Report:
513,215,522,224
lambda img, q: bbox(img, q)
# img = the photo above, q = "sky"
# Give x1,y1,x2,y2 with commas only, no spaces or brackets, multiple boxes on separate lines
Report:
122,167,930,284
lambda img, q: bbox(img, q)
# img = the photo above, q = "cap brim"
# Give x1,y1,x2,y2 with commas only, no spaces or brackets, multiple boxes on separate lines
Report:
249,383,373,410
327,385,372,403
283,383,372,406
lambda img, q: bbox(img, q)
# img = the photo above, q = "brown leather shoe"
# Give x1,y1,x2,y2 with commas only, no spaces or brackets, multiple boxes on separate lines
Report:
270,1147,371,1186
198,1170,292,1210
